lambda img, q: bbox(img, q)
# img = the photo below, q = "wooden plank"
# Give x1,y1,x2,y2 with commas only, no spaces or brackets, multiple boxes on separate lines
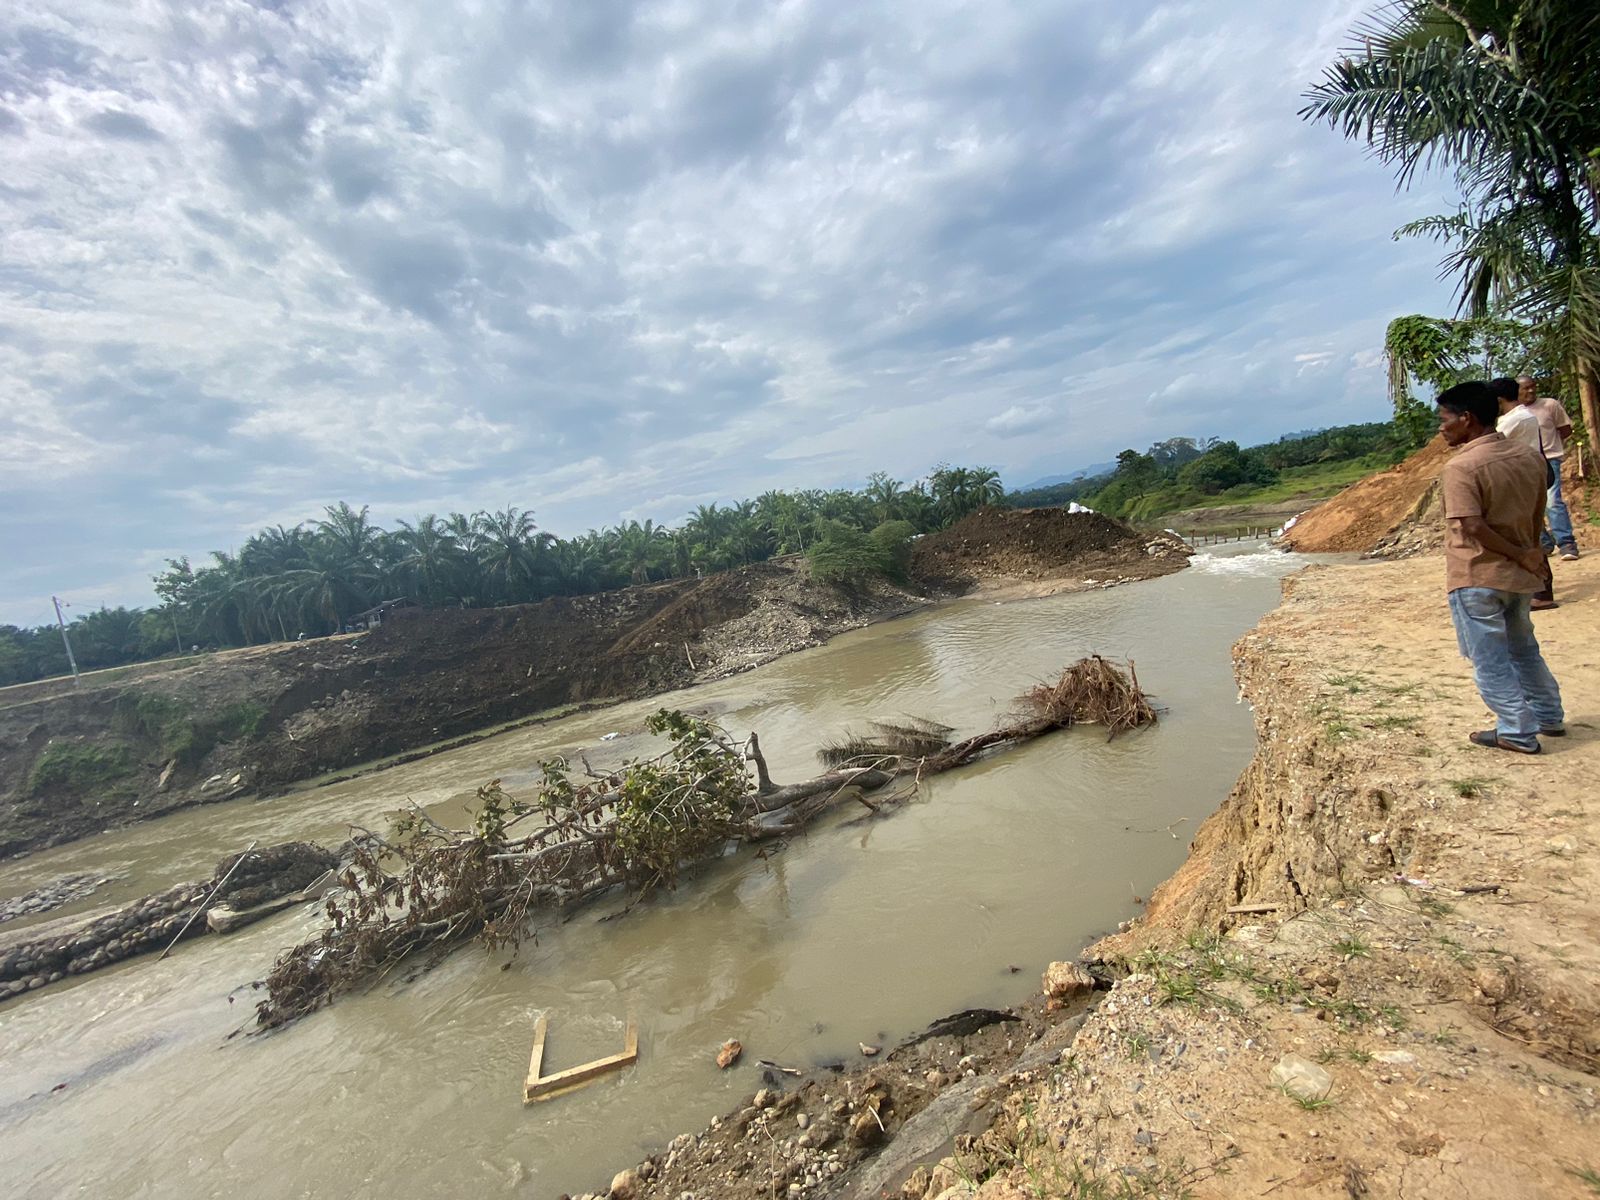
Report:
525,1014,548,1093
523,1015,638,1104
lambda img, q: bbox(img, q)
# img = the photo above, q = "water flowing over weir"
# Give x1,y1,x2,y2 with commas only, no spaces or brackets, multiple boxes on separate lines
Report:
0,545,1311,1199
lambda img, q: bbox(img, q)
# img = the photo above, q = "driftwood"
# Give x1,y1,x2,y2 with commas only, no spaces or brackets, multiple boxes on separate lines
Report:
254,657,1155,1029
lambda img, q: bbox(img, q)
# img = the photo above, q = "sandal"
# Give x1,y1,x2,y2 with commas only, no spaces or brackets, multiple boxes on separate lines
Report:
1468,730,1540,754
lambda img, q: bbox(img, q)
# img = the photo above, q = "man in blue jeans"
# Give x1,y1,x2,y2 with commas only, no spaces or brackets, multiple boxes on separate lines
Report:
1516,375,1581,560
1436,381,1565,754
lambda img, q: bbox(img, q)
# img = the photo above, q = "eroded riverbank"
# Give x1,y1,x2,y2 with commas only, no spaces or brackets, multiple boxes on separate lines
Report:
607,554,1600,1200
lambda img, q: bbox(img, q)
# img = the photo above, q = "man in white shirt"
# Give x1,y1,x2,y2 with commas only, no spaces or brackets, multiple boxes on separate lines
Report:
1516,375,1580,560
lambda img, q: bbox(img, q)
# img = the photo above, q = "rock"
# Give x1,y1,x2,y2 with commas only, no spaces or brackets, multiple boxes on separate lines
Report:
1042,961,1094,1000
753,1088,775,1109
608,1168,641,1199
796,1113,809,1129
200,774,225,793
901,1166,931,1197
1473,965,1517,1003
859,1042,880,1057
848,1107,884,1146
1270,1055,1333,1103
155,759,177,793
1373,1050,1416,1066
717,1039,743,1069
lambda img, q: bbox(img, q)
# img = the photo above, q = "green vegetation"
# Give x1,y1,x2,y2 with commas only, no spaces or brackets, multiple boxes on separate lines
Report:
112,692,267,765
1303,1,1600,458
1007,423,1406,525
0,465,1001,686
25,743,135,796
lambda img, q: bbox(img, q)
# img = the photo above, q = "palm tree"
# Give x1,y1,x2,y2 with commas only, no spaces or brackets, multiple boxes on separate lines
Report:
395,514,465,606
477,506,545,604
611,519,670,585
1302,1,1600,453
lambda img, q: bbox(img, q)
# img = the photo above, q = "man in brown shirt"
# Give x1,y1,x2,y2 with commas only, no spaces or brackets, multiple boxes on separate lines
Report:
1436,381,1565,753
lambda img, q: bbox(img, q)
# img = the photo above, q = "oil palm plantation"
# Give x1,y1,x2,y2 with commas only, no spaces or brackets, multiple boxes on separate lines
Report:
1301,0,1600,452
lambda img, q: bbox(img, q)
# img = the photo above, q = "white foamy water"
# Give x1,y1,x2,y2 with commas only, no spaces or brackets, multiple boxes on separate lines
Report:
1186,545,1308,577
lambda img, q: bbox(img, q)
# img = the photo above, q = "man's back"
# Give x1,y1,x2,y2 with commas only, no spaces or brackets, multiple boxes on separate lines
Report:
1441,433,1546,593
1496,404,1541,454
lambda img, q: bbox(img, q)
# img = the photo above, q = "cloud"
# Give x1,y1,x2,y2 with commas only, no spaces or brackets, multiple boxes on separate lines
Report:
82,108,163,141
0,0,1457,621
985,404,1057,437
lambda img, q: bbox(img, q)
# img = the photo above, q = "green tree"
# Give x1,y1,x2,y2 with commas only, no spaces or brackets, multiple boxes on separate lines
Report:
1302,1,1600,454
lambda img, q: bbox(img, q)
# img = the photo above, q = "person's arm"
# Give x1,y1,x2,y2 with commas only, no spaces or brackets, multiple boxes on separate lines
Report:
1455,515,1544,575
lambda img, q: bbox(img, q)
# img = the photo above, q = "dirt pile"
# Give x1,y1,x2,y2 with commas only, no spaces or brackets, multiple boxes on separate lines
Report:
1281,437,1451,554
911,507,1189,590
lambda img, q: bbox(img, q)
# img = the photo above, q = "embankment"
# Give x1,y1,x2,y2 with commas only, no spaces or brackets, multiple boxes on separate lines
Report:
0,511,1189,863
598,553,1599,1200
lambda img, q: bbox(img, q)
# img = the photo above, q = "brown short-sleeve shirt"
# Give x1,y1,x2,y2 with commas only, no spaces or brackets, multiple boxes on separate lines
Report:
1441,433,1546,593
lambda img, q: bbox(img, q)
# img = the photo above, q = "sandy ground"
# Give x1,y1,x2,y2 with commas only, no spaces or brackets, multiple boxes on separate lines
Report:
602,551,1600,1200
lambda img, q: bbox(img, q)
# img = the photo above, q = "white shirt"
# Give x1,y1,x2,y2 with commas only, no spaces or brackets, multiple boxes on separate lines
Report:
1496,404,1543,455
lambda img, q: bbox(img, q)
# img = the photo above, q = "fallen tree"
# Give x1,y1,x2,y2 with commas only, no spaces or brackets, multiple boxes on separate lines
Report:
256,657,1155,1028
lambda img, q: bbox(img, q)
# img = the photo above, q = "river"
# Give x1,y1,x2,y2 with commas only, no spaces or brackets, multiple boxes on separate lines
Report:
0,545,1312,1199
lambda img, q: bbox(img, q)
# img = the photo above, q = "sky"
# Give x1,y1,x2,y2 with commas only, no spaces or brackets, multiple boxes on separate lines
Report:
0,0,1458,626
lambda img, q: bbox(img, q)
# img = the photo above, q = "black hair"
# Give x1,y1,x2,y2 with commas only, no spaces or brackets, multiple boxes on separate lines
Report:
1436,381,1499,429
1488,377,1520,401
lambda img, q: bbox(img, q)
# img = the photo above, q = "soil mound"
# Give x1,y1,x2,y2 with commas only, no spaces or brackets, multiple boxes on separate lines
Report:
911,507,1185,588
1281,437,1451,554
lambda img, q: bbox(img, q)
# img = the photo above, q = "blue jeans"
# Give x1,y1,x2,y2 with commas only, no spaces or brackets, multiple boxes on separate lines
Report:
1540,464,1577,552
1449,588,1564,740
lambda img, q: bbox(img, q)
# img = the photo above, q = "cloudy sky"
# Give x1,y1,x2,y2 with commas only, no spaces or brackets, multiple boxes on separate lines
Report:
1,0,1455,624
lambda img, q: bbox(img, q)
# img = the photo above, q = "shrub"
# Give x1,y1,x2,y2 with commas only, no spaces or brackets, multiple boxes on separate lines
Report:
806,521,891,588
868,520,917,580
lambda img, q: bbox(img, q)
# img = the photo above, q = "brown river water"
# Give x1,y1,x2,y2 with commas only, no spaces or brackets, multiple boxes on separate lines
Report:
0,545,1314,1199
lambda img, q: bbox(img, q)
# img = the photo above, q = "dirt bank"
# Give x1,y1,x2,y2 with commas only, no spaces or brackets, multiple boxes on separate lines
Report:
1281,437,1452,555
587,552,1599,1200
0,510,1186,862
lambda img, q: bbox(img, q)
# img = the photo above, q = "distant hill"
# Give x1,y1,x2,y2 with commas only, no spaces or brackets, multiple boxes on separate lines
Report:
1018,460,1117,490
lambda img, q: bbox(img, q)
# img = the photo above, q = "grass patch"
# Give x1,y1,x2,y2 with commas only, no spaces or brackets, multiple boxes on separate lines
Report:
1566,1165,1600,1194
1283,1086,1336,1112
25,743,135,795
1367,714,1421,731
114,691,266,765
1447,776,1496,798
1332,935,1372,959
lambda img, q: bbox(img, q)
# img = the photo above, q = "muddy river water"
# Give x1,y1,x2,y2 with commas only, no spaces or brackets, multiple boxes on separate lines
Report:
0,546,1313,1199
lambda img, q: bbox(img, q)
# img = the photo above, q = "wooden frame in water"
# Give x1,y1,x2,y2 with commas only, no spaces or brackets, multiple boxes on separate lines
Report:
523,1014,640,1104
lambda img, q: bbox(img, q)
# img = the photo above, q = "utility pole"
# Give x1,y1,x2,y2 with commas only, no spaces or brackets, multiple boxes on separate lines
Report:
52,596,81,688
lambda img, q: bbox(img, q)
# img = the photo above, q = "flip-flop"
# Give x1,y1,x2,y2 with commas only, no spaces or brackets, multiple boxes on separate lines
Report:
1468,730,1540,754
